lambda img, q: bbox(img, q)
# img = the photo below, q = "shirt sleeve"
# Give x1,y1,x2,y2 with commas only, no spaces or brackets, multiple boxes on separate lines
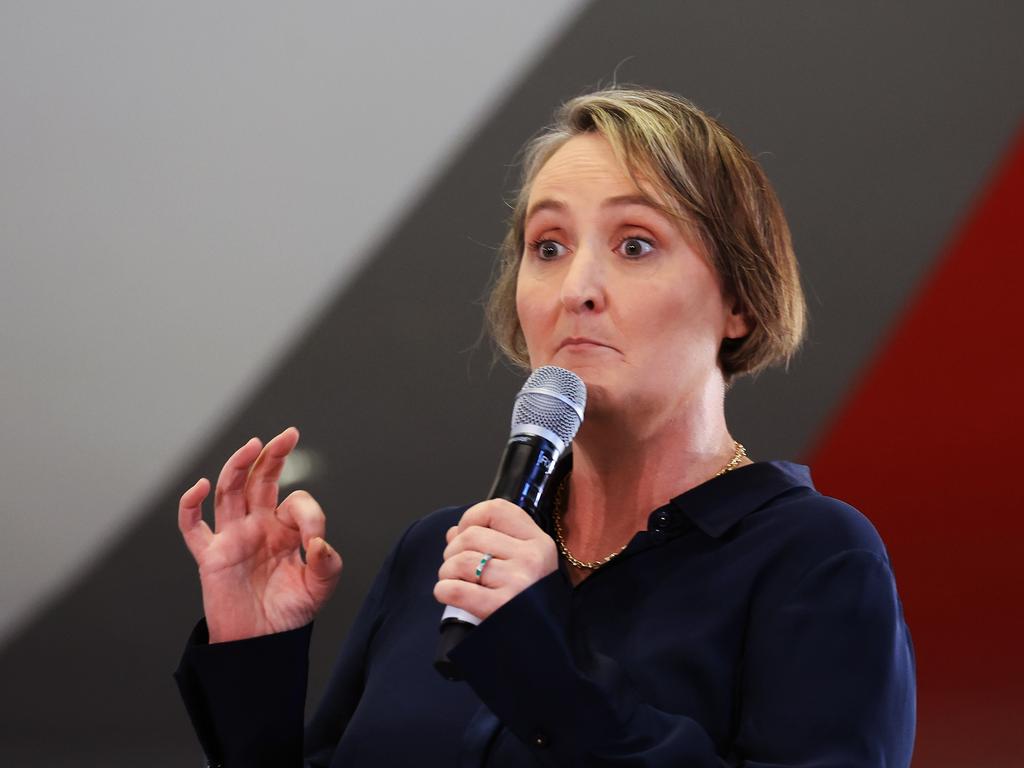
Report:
174,619,313,767
449,549,915,767
173,521,415,768
734,548,916,766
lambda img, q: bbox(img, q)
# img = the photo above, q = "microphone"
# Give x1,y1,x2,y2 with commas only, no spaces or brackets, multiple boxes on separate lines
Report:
434,365,586,681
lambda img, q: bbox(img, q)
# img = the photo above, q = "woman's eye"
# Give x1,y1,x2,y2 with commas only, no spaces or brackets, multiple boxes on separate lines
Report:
617,237,654,258
530,240,566,260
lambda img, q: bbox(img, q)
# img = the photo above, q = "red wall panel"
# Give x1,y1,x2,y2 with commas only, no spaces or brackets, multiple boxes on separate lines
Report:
808,127,1024,766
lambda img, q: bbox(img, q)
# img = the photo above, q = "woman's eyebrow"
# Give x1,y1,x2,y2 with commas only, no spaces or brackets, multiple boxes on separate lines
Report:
524,198,566,226
525,194,661,226
602,194,661,211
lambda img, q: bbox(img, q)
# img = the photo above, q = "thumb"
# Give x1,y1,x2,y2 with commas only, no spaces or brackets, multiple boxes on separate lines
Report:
305,537,343,606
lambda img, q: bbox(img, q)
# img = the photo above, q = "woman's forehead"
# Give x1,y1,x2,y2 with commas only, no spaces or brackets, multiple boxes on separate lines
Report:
526,133,684,224
529,134,638,198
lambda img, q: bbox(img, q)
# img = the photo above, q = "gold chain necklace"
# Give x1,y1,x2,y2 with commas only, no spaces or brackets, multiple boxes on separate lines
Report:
553,441,748,571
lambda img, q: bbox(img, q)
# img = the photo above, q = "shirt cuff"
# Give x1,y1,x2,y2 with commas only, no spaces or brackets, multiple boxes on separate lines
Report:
174,618,313,766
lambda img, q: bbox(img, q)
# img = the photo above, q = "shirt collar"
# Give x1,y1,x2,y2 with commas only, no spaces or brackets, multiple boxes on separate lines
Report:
540,455,815,540
663,460,815,538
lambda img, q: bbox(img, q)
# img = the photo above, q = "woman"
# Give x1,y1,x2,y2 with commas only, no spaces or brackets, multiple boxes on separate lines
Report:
175,88,916,766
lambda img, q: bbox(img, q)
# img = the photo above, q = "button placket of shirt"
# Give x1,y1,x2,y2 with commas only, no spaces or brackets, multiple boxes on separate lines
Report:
649,508,672,542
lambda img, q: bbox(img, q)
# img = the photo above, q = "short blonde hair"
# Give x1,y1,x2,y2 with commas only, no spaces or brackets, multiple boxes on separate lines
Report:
486,87,806,381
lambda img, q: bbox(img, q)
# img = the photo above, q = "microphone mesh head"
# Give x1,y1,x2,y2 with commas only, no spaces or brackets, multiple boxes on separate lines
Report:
510,366,587,450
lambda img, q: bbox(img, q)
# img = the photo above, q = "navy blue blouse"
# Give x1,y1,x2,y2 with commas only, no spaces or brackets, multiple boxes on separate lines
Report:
175,461,916,766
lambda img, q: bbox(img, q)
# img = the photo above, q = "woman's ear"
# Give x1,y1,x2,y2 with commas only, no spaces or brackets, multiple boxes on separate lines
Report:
725,302,752,340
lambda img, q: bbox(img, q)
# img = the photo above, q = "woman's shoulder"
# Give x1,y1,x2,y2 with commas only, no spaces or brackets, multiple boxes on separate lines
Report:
363,504,472,598
406,503,472,543
738,462,901,612
743,461,892,564
384,504,471,565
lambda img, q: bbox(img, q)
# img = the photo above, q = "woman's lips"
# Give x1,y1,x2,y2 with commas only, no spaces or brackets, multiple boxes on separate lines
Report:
557,337,616,352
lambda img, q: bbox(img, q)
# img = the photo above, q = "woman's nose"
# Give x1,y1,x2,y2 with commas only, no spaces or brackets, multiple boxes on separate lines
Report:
559,245,605,314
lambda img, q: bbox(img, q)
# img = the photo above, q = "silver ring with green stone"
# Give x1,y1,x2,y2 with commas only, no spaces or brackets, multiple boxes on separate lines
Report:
475,553,493,580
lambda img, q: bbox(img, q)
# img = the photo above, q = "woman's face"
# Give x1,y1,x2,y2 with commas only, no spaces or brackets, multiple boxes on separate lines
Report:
516,133,749,422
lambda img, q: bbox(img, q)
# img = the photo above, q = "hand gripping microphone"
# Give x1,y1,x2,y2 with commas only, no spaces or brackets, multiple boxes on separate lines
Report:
434,365,586,681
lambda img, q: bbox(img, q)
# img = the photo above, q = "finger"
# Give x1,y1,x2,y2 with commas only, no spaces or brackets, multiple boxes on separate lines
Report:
438,550,503,587
304,536,343,607
246,427,300,515
214,437,263,529
457,499,542,540
178,477,214,559
445,526,459,545
276,490,326,550
443,525,519,562
433,579,504,621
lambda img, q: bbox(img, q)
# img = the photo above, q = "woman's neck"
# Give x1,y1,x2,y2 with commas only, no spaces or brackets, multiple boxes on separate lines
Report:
561,374,747,565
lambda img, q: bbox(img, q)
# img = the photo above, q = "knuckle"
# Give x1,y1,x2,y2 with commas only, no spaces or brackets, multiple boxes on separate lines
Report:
542,540,557,564
284,489,319,511
448,526,479,553
461,499,499,527
494,499,520,518
484,502,509,523
442,540,459,560
526,547,543,570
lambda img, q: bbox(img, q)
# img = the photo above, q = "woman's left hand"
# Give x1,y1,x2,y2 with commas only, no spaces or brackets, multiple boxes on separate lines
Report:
434,498,558,621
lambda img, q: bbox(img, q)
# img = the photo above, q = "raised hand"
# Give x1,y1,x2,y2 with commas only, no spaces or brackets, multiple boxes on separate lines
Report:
178,427,343,643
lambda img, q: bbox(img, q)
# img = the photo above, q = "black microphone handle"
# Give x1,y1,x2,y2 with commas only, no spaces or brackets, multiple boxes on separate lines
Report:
433,434,559,681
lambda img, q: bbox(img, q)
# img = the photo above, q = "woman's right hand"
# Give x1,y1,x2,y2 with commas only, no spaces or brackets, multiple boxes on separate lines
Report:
177,427,343,643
